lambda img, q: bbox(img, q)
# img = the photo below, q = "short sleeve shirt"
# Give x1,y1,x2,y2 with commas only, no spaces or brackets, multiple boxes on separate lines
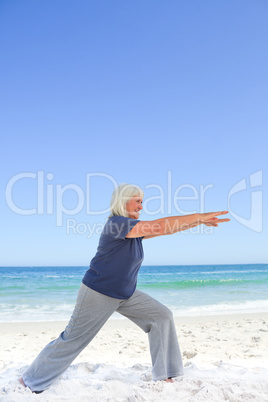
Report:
82,215,144,299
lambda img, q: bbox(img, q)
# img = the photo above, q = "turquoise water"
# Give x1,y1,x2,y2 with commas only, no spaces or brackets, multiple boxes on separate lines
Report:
0,264,268,322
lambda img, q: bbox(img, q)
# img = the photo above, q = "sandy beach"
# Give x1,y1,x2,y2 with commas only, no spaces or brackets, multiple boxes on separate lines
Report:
1,313,268,401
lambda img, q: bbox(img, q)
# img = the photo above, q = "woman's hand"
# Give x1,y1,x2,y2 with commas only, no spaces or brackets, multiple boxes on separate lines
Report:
197,211,230,227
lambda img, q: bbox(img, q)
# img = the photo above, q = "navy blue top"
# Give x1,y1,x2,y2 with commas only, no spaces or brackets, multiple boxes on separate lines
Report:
82,215,144,299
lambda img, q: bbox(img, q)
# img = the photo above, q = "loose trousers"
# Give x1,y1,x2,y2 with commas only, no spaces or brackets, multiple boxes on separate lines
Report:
23,284,183,392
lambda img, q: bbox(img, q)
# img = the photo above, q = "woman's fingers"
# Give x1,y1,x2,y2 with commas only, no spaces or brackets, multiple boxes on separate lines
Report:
201,211,229,221
204,218,230,226
211,218,230,223
199,211,230,227
210,211,229,217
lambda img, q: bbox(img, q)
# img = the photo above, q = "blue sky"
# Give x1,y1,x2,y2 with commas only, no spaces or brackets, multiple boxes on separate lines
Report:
1,0,267,266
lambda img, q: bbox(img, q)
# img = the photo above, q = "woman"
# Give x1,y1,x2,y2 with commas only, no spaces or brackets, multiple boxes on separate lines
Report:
21,183,230,393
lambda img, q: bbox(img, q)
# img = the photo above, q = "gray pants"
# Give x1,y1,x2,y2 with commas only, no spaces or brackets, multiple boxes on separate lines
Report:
23,284,183,392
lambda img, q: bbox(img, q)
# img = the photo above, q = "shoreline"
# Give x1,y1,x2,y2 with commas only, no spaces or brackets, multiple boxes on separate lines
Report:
1,311,268,331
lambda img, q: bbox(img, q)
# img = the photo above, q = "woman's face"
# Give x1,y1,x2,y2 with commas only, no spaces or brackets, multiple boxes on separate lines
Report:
126,195,143,219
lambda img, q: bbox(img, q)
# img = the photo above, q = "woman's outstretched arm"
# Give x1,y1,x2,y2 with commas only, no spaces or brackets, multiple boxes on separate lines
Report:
126,211,230,239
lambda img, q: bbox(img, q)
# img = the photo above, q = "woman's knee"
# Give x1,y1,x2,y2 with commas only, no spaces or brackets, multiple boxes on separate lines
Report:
153,304,174,323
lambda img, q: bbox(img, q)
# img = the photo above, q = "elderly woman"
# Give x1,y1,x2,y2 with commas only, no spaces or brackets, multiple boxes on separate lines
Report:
21,183,229,393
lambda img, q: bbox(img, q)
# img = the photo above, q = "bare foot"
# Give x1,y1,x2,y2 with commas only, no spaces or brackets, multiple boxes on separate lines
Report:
19,377,26,387
18,378,43,394
165,378,174,383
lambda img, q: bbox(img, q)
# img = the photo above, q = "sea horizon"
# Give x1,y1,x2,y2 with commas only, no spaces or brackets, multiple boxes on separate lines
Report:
1,262,267,267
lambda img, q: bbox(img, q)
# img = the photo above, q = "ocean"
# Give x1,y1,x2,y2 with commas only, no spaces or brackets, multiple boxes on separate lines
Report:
0,264,268,322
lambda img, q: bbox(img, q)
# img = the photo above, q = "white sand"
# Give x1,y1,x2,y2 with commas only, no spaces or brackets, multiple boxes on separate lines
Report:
1,313,268,401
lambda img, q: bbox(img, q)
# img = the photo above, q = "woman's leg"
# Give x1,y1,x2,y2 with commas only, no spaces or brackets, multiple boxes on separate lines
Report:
116,290,183,381
22,284,121,392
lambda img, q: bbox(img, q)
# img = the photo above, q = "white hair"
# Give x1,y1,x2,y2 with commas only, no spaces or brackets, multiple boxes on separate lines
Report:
109,183,144,218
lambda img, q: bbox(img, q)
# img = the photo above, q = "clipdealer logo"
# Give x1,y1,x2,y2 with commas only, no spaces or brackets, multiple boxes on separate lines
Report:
228,170,263,233
5,170,263,234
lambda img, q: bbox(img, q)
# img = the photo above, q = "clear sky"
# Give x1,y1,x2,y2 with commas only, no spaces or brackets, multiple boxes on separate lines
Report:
1,0,267,266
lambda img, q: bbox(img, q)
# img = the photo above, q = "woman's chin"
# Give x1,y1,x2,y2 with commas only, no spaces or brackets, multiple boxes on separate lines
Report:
129,213,139,219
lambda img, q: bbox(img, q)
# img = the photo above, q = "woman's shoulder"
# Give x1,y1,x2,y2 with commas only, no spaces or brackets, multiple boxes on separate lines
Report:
104,215,140,238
